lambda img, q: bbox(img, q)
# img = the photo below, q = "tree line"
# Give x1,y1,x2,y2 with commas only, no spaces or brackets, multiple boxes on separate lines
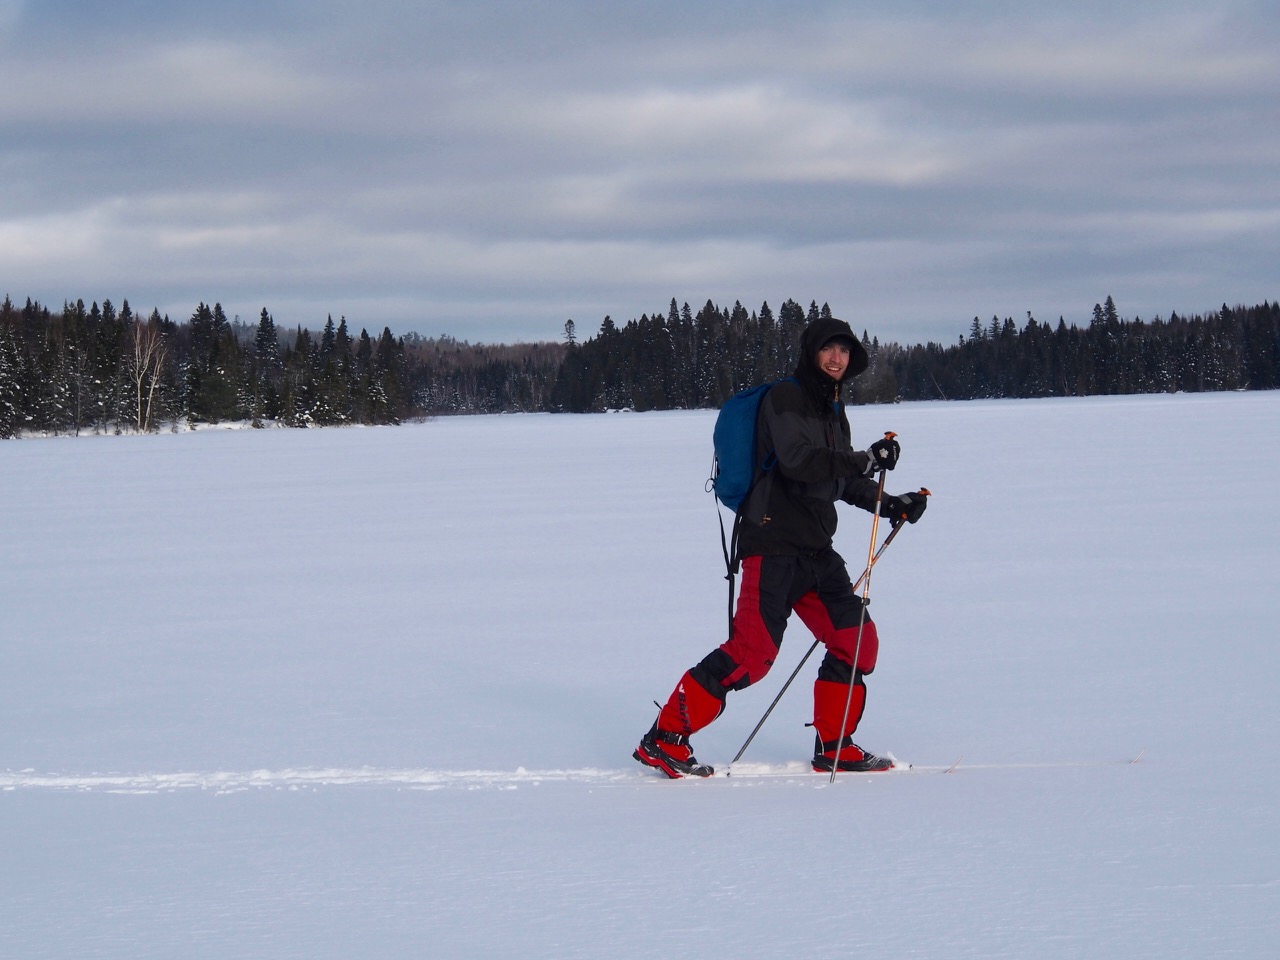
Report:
0,296,563,438
887,296,1280,401
3,292,1276,438
551,295,1280,410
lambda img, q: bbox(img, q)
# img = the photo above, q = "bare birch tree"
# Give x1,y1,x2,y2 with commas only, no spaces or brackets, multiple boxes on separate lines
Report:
130,316,168,432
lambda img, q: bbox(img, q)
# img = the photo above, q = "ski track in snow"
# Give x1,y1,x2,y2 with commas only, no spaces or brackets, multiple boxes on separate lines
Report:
0,755,1143,793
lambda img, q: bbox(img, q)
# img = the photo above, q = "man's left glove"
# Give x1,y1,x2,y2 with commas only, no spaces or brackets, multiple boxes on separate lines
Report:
880,491,928,524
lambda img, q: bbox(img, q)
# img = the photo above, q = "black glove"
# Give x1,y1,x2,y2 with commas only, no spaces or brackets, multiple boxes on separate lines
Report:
867,435,900,472
880,491,927,524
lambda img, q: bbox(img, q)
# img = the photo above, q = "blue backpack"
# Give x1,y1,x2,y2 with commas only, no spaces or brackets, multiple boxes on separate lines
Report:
710,377,793,512
708,376,796,638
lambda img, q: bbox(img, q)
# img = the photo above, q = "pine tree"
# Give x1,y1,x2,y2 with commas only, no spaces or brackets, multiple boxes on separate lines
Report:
250,308,283,424
0,319,21,438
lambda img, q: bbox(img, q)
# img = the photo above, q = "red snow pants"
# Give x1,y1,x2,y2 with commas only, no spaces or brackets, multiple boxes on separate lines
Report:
690,550,880,698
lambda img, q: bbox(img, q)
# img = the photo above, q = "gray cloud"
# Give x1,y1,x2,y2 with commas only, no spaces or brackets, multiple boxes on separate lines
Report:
2,2,1277,345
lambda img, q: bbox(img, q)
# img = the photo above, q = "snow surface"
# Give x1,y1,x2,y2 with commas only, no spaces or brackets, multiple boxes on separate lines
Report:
2,393,1277,960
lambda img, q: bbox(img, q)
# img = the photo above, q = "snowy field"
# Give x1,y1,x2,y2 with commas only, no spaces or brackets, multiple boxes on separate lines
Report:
2,392,1277,960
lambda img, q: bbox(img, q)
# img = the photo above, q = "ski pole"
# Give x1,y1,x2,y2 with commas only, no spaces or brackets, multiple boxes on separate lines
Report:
828,456,890,782
723,520,902,773
723,484,928,774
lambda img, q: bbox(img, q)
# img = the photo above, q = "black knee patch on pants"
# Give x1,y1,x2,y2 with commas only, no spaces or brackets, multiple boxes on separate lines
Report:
690,649,748,698
817,650,864,686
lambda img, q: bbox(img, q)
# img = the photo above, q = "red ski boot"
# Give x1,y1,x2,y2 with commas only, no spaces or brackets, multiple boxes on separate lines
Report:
810,678,894,772
633,671,723,778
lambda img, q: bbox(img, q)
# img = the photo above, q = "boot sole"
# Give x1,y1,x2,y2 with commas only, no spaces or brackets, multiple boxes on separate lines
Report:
811,757,895,773
633,745,714,779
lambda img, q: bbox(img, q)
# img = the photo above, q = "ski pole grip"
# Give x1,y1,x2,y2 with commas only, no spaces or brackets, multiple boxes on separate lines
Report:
869,431,900,475
890,487,932,525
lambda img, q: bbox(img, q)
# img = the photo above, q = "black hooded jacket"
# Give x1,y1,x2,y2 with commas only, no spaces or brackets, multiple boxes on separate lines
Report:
736,317,881,557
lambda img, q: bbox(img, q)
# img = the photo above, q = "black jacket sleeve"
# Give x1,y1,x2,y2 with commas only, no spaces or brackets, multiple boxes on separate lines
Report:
840,474,883,513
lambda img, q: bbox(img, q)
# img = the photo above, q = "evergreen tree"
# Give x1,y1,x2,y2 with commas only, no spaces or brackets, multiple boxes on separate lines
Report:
778,299,806,372
186,303,242,423
310,315,354,424
250,308,283,424
0,318,21,438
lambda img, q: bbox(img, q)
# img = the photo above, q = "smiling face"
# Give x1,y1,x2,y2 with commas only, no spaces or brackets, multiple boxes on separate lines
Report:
817,340,851,381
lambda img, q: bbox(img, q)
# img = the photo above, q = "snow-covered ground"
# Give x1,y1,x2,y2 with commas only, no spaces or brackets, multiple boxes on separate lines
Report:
2,393,1277,959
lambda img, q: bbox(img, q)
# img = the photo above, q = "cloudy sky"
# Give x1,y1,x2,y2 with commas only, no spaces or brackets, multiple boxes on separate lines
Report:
2,1,1277,346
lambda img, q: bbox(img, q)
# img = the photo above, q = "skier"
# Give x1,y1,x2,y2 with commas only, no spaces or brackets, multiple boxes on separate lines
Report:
634,316,928,777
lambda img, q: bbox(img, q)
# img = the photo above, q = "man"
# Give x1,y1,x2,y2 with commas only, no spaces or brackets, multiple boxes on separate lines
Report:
634,316,928,777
